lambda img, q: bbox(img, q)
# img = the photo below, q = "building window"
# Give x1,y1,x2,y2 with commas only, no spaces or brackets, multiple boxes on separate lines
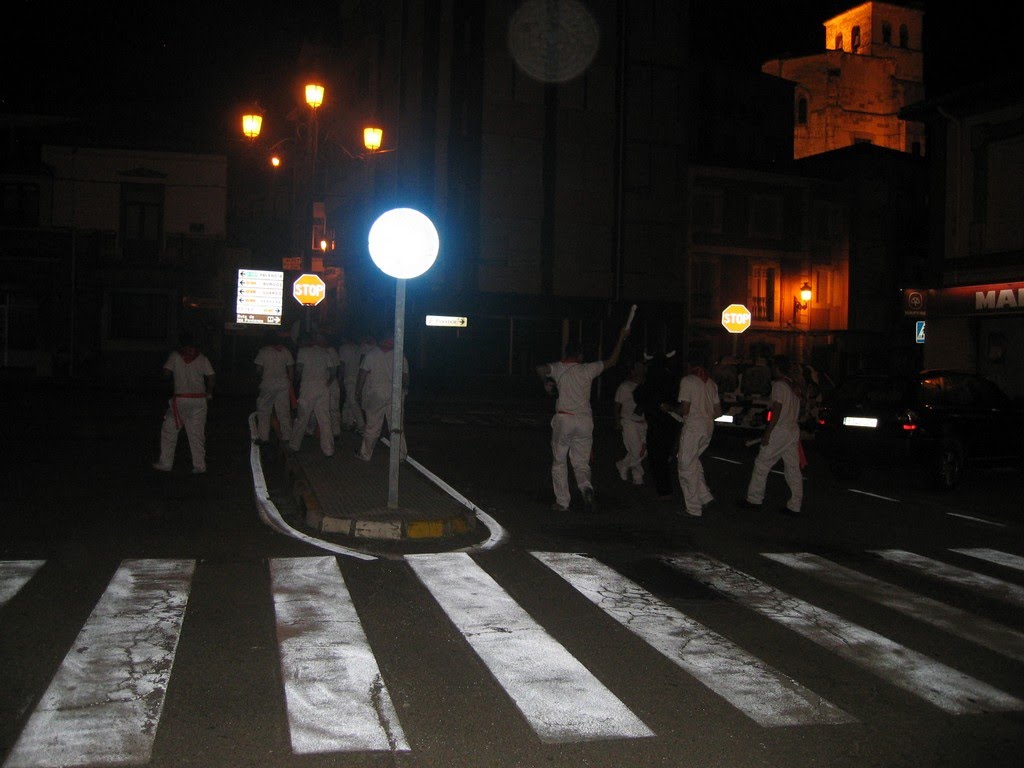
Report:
899,24,909,48
750,263,777,322
882,21,892,44
691,258,718,320
691,188,723,234
749,194,782,239
796,96,808,125
812,267,832,307
121,183,164,262
1,183,40,227
851,25,861,52
834,33,843,51
109,292,169,341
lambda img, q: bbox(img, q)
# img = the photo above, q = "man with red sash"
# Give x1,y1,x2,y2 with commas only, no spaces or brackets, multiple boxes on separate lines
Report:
664,349,721,517
153,331,215,473
536,322,630,513
741,354,805,515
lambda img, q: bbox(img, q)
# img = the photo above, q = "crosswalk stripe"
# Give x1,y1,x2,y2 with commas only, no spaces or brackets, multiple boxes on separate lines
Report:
3,559,193,768
950,548,1024,573
763,552,1024,663
269,557,409,754
532,551,854,727
871,549,1024,609
0,560,45,611
407,552,654,743
664,553,1024,714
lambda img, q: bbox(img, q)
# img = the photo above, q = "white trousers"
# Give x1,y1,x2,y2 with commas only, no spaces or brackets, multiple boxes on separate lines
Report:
359,398,408,460
746,424,802,511
616,420,647,483
256,384,292,442
550,413,594,508
341,377,365,429
289,387,335,456
157,396,207,471
677,419,714,515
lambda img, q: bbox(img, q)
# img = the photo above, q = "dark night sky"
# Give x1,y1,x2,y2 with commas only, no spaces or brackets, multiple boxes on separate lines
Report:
2,0,1019,151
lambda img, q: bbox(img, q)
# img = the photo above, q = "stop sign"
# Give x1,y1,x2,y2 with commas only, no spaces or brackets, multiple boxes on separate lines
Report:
721,303,752,334
292,273,326,306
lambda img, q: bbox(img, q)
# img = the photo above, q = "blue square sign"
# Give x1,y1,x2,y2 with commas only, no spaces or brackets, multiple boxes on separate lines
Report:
915,320,926,344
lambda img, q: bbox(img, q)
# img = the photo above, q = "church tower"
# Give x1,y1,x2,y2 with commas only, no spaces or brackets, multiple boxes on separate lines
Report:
761,2,926,159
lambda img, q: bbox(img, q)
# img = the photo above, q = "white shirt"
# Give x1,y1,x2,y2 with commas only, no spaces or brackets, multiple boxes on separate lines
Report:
615,379,645,423
547,361,604,416
295,345,333,394
360,346,409,410
677,373,720,424
338,342,362,385
163,351,214,395
769,378,801,428
254,345,293,388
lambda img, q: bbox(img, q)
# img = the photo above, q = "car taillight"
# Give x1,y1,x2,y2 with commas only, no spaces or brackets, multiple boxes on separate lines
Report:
897,409,918,432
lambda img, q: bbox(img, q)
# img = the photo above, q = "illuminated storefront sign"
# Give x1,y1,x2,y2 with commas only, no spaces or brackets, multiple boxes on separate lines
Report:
903,282,1024,317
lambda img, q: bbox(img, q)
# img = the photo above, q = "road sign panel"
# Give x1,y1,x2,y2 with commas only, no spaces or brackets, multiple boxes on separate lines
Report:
293,274,326,306
915,320,926,343
721,303,752,334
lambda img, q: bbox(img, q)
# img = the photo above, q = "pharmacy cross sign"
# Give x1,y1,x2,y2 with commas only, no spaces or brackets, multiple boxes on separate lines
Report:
721,303,752,334
292,274,326,306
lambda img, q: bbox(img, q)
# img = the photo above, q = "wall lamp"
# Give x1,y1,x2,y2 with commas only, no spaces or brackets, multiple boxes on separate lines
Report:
793,281,812,321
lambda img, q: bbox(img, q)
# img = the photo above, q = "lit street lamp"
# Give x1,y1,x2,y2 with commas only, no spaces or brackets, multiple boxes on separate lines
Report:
368,208,440,509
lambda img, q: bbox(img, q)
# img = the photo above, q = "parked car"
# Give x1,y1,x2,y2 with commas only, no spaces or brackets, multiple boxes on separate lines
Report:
814,369,1024,490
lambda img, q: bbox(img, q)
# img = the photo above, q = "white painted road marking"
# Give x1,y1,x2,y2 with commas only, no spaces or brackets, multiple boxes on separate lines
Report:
407,552,654,743
4,559,193,768
945,512,1006,527
665,553,1023,714
951,548,1024,572
0,560,45,610
269,557,409,754
848,489,901,502
764,552,1024,663
532,551,853,727
871,549,1024,609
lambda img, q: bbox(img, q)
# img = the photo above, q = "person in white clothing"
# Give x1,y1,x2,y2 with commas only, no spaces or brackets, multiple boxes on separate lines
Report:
742,355,804,514
153,331,215,473
536,322,630,512
614,360,647,485
288,332,336,456
355,335,409,461
337,334,366,432
663,350,721,517
253,331,294,445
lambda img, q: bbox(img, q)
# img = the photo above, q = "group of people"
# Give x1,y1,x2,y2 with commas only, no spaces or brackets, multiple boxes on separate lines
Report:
152,326,408,474
538,321,806,518
253,329,409,462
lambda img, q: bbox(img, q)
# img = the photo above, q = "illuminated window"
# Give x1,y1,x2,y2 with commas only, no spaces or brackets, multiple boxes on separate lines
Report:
834,33,843,51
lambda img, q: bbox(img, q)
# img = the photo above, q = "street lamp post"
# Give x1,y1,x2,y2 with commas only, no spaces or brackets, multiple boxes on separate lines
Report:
240,85,385,334
367,208,439,509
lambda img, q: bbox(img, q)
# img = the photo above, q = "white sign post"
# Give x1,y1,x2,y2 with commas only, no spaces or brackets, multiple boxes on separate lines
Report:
368,208,440,509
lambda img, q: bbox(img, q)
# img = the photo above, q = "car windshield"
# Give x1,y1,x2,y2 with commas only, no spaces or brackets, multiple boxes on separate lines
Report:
831,376,911,407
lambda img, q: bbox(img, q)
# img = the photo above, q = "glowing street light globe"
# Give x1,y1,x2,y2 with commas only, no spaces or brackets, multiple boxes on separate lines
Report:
368,208,439,279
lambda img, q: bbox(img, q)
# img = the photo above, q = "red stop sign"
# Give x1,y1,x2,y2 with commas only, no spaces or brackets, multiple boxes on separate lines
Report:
721,303,752,333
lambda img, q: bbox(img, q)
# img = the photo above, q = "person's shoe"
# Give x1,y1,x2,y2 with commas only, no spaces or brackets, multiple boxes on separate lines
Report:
582,487,596,513
631,477,644,486
192,467,206,474
353,450,371,462
550,501,570,512
780,506,807,517
616,463,629,482
152,462,172,472
737,498,763,511
680,508,703,518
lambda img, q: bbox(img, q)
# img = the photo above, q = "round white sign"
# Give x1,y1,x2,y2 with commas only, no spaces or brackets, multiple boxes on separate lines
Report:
368,208,440,279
